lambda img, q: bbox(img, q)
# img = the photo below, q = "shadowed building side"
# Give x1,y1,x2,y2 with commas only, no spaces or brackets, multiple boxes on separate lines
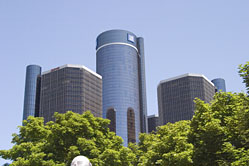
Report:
158,73,215,125
147,115,159,133
39,64,102,123
211,78,226,92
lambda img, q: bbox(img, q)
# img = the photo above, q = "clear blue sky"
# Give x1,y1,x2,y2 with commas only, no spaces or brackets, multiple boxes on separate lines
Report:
0,0,248,164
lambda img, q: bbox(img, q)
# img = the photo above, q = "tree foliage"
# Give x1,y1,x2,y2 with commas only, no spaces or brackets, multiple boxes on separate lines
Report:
131,121,193,166
189,92,249,165
239,61,249,94
0,111,135,166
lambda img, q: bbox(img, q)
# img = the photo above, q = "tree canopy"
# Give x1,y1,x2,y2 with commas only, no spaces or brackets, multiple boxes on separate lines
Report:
131,90,249,166
0,111,135,166
239,61,249,94
130,120,193,166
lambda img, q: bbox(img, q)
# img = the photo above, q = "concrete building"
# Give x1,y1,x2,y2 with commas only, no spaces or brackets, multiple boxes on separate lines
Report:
147,115,159,133
39,64,102,123
211,78,226,92
158,73,215,125
96,29,148,145
23,65,42,121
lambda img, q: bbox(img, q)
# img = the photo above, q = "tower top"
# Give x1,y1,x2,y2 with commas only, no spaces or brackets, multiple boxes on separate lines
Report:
158,73,214,87
42,64,102,79
96,29,140,52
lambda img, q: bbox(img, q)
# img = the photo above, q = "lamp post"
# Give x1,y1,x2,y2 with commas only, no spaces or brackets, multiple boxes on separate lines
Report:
71,156,92,166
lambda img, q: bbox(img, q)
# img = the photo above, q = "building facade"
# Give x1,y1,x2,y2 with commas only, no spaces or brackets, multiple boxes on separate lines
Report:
96,30,148,145
158,73,215,125
147,115,159,133
23,65,42,121
211,78,226,92
39,64,102,123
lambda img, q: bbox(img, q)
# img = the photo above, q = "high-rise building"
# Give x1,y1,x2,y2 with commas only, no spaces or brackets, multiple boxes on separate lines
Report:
211,78,226,92
147,115,159,133
39,64,102,123
96,29,148,145
23,65,42,121
158,73,215,125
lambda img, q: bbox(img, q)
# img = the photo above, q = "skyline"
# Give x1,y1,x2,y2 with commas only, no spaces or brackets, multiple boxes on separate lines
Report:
0,0,248,164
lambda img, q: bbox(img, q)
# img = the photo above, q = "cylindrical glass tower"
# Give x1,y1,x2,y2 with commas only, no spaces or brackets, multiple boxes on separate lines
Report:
96,30,147,146
211,78,226,92
23,65,42,121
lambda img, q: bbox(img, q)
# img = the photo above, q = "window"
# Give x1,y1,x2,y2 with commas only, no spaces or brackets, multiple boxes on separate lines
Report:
106,108,116,132
127,108,136,143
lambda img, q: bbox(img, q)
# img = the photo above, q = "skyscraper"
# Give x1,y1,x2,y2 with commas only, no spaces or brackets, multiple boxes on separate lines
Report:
39,64,102,123
23,65,42,121
96,30,148,145
158,73,215,125
211,78,226,92
147,115,159,133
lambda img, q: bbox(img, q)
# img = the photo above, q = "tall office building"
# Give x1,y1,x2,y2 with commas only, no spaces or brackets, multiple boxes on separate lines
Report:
158,73,215,125
147,115,159,133
23,65,42,121
96,29,148,145
39,64,102,123
211,78,226,92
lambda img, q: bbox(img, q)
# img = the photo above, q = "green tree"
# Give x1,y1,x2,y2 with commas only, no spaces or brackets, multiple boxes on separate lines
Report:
187,62,249,165
189,92,249,165
239,61,249,94
0,111,135,166
131,121,193,166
